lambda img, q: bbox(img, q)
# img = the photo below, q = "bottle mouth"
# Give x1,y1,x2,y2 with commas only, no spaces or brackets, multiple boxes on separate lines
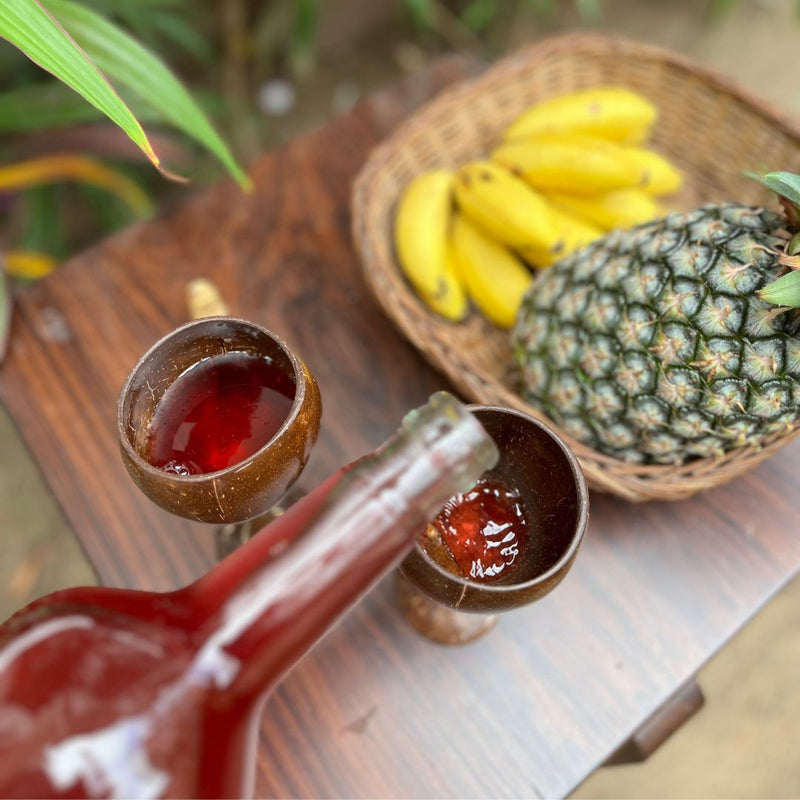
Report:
397,392,500,519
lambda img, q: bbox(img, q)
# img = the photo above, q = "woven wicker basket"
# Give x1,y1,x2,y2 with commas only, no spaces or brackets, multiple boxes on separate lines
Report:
352,33,800,502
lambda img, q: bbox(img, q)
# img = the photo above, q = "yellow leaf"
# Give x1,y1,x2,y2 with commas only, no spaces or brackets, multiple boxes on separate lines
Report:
3,250,57,280
0,154,152,215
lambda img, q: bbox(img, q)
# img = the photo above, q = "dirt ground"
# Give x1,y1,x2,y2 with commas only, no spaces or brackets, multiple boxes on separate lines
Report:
1,0,799,796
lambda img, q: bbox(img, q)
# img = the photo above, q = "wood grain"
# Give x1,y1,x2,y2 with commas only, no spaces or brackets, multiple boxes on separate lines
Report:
2,55,800,798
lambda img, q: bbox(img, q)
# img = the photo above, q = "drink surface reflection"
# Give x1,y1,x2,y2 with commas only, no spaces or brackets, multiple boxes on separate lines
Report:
424,477,528,583
147,351,296,476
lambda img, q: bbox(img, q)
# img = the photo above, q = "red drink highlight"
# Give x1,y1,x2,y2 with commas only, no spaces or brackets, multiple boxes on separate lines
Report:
430,477,528,583
146,352,296,475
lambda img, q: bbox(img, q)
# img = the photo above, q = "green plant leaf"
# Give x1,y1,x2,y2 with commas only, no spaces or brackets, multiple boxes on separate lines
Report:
707,0,738,20
45,0,250,189
575,0,601,20
22,186,67,259
81,182,136,234
759,270,800,307
460,0,498,33
761,171,800,206
83,0,212,62
0,0,163,170
0,81,163,136
0,82,103,133
524,0,557,17
290,0,319,78
404,0,436,29
147,9,214,64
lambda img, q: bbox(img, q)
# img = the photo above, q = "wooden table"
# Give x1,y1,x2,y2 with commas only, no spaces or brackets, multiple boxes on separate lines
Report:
2,56,800,799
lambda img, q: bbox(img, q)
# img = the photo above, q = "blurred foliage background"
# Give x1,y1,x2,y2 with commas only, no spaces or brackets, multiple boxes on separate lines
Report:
0,0,751,283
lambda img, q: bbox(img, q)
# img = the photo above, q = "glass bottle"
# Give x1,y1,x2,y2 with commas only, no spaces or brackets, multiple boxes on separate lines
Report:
0,393,496,799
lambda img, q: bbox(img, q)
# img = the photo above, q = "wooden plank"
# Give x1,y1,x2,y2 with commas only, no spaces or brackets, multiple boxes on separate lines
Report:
2,55,800,798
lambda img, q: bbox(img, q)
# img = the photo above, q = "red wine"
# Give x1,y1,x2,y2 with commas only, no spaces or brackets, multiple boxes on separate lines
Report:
430,477,528,583
147,351,296,475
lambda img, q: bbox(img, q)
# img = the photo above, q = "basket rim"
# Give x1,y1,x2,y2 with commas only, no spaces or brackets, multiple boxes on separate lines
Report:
355,32,800,182
351,32,800,501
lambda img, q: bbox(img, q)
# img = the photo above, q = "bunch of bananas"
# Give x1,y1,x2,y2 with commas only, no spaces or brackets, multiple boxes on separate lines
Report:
393,86,683,328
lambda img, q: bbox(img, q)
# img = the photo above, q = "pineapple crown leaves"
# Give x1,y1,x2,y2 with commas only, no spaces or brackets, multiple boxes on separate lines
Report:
759,269,800,307
758,171,800,308
761,171,800,228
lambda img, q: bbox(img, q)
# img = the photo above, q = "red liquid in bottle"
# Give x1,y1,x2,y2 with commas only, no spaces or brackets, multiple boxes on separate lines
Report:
431,477,528,583
147,351,296,475
0,477,340,800
0,393,498,799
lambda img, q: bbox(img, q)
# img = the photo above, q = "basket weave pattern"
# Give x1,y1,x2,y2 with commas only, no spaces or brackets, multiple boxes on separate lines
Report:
352,34,800,502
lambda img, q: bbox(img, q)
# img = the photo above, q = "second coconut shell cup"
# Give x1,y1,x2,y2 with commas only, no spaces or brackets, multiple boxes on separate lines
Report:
397,404,589,644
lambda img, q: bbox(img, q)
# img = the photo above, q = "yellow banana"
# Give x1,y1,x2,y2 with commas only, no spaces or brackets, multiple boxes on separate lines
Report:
394,170,468,321
453,161,560,251
492,136,643,195
451,213,532,329
503,86,657,143
521,205,604,268
544,188,659,231
622,147,683,195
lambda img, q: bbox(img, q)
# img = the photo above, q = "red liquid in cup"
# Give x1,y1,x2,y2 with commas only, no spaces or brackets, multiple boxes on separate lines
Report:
147,352,296,475
432,477,528,583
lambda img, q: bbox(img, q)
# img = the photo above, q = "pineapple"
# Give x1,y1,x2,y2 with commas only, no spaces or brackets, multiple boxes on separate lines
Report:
511,173,800,465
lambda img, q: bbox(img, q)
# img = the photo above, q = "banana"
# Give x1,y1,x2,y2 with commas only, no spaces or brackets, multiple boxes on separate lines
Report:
453,161,560,251
544,188,659,231
394,170,468,321
503,87,657,143
492,136,643,195
521,205,604,268
622,147,683,195
451,213,532,329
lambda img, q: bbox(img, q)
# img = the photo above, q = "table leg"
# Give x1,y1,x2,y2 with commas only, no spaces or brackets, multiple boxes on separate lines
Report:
604,679,705,765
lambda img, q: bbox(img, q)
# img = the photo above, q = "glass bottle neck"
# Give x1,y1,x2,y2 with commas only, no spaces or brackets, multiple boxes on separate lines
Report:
186,393,497,702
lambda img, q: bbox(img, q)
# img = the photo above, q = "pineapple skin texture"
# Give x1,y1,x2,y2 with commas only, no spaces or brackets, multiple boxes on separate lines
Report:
512,204,800,465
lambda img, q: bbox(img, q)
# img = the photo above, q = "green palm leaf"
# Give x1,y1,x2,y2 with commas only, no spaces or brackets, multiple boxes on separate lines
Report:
0,0,161,169
0,81,162,135
45,0,249,189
